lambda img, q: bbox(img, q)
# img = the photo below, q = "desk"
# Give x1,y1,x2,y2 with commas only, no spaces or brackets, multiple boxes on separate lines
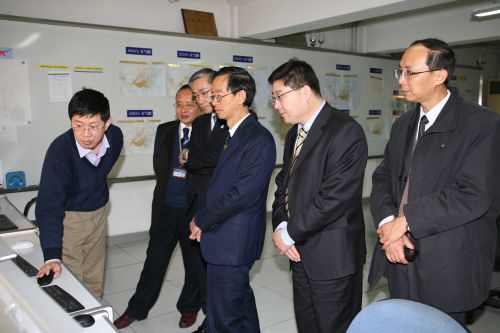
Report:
0,195,37,234
0,196,117,332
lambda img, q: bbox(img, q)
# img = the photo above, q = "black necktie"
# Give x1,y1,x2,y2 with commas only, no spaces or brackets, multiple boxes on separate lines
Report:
417,115,429,141
181,127,190,149
223,132,231,150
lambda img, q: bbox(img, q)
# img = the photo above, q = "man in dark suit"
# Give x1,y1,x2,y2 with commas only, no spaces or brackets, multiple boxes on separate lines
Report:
269,59,367,333
189,66,276,333
182,68,228,227
180,68,228,333
369,38,500,325
114,85,203,329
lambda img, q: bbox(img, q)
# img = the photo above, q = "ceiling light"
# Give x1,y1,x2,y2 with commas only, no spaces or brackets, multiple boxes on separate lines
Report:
471,3,500,20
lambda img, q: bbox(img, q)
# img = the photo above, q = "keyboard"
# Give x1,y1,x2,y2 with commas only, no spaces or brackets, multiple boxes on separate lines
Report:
41,285,85,313
12,255,38,277
0,214,18,232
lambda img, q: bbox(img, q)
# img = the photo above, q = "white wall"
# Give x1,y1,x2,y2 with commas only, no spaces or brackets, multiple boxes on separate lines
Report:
5,160,380,237
0,0,232,37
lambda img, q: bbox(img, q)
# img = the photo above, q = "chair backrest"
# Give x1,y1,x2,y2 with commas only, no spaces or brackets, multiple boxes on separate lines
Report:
347,299,468,333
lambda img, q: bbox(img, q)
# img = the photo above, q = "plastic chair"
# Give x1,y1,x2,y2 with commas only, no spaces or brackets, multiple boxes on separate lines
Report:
347,299,468,333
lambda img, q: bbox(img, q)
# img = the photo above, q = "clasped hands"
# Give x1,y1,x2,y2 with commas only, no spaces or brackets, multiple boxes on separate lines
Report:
272,229,301,262
377,216,413,265
189,218,201,242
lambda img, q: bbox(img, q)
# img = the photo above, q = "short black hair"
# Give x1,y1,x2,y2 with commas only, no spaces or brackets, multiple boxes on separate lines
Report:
268,59,321,96
68,88,110,121
189,68,215,87
177,84,192,95
214,66,256,107
410,38,455,86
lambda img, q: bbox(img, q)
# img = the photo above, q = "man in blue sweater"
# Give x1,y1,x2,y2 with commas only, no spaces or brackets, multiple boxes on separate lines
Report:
35,88,123,297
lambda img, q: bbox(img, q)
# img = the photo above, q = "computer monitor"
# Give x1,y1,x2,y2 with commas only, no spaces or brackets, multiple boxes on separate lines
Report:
0,260,84,333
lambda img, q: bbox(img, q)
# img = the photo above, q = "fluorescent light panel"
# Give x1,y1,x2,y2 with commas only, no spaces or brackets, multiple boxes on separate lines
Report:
471,4,500,19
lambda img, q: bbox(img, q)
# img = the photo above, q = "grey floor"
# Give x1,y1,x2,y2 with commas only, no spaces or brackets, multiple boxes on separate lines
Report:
102,204,500,333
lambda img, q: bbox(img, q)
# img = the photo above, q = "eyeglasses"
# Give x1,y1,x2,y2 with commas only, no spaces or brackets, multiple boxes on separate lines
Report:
174,102,197,110
209,92,233,102
72,123,104,133
394,69,439,80
192,90,210,102
270,87,302,105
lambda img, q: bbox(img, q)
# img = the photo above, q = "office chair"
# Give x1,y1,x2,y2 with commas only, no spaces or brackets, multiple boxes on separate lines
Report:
347,299,468,333
485,214,500,308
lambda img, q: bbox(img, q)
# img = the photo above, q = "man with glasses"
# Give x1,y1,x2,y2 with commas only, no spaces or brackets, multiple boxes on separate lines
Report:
114,85,202,329
179,68,228,332
269,59,367,333
36,88,123,297
369,38,500,324
189,66,276,333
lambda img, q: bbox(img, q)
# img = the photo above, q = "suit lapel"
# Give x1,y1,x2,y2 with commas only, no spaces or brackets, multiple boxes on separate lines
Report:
201,114,212,140
158,122,178,179
399,110,418,178
283,126,297,185
424,93,457,134
289,104,330,175
211,115,252,179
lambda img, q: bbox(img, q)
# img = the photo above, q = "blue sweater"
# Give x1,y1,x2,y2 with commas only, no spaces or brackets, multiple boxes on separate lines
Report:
36,124,123,261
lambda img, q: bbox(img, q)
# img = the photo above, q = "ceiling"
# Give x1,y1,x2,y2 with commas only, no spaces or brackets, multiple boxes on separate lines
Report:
228,0,500,54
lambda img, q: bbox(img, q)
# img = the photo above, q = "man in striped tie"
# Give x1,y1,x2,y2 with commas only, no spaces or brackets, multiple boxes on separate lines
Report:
269,59,368,333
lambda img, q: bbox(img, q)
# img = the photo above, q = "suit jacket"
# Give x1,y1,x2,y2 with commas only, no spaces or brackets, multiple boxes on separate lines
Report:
272,102,368,280
369,91,500,312
184,113,228,220
195,115,276,266
151,120,179,226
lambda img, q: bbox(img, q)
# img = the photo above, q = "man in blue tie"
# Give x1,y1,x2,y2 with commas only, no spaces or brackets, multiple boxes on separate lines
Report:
189,67,276,333
114,85,202,329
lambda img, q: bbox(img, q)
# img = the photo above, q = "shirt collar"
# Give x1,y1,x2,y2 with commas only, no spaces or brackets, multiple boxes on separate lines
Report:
75,134,110,159
179,122,192,137
299,100,325,132
419,89,451,128
228,113,251,137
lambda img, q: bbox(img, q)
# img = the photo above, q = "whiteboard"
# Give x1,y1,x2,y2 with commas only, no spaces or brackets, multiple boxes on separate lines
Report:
0,18,481,186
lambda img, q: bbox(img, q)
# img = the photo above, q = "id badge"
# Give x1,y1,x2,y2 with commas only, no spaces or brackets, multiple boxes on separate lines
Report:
172,167,187,179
